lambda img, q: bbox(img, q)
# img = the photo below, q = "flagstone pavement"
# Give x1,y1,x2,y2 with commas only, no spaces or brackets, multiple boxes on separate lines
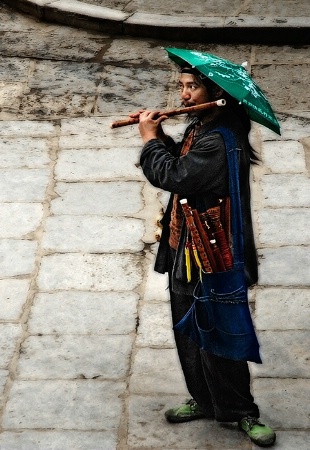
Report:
0,1,309,449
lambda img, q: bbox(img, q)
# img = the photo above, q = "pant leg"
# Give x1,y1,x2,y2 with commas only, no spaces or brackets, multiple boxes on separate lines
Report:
169,287,215,417
171,288,259,422
168,248,259,422
200,351,260,422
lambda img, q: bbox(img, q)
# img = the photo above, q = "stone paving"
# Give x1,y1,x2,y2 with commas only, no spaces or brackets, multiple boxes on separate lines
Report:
0,1,310,449
3,0,310,43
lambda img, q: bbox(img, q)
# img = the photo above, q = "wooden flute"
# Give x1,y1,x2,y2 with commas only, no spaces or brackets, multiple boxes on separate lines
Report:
180,199,213,273
110,99,226,129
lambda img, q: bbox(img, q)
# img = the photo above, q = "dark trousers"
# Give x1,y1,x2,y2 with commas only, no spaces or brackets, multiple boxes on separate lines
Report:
169,287,260,422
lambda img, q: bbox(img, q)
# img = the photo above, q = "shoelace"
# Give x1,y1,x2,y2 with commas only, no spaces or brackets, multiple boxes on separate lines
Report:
244,417,264,429
186,399,198,409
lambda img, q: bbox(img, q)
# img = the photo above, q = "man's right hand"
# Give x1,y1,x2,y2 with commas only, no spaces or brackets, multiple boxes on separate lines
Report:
138,110,169,144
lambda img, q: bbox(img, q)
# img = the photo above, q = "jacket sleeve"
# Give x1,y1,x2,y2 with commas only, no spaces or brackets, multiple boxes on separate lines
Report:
140,132,228,197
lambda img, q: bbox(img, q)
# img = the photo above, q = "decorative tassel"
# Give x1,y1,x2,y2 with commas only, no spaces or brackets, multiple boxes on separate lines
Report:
185,243,192,283
192,243,202,269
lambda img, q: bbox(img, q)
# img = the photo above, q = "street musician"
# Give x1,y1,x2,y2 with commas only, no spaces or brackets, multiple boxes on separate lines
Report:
132,64,276,448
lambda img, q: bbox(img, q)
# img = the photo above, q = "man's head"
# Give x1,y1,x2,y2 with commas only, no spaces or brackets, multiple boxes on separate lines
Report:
177,66,252,132
178,67,224,119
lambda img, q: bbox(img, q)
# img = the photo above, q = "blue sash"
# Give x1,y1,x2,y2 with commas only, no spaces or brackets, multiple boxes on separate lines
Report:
174,127,262,364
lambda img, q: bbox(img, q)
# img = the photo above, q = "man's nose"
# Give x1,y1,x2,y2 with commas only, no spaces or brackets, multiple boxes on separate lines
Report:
180,87,191,99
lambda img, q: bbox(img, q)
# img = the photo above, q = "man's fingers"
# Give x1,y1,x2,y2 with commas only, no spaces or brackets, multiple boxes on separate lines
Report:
157,115,168,124
139,110,168,126
133,110,168,122
129,109,146,118
141,110,160,118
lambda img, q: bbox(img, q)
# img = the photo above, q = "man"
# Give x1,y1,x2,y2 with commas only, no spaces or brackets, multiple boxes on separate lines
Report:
134,66,276,447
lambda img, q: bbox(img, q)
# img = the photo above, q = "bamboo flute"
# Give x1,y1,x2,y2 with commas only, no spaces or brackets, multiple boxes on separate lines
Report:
110,99,226,129
191,208,219,272
180,199,213,273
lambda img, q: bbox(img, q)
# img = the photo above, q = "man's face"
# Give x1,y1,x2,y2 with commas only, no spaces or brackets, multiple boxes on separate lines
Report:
178,73,210,108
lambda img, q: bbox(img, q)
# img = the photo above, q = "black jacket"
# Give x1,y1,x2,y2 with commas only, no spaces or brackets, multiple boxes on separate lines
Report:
140,110,258,295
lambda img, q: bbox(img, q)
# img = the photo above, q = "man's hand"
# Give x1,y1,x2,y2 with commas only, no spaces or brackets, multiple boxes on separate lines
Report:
138,110,168,143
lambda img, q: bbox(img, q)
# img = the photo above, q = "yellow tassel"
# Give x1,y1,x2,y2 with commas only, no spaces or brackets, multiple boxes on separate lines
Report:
192,244,202,269
185,246,191,283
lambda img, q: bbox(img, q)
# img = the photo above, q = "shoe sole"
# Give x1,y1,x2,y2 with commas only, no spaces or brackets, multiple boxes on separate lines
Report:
250,436,276,447
239,428,276,447
165,414,207,423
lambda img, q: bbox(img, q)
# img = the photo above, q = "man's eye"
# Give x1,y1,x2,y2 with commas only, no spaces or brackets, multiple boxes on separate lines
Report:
177,84,198,91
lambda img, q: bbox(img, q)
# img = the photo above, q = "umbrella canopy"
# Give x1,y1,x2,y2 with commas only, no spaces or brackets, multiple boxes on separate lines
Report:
166,47,281,135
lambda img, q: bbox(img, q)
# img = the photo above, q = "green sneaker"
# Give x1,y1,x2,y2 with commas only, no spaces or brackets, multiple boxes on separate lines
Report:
239,416,276,447
165,399,207,423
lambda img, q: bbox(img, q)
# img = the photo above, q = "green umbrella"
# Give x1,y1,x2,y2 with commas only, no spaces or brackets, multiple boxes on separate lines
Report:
166,47,281,135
